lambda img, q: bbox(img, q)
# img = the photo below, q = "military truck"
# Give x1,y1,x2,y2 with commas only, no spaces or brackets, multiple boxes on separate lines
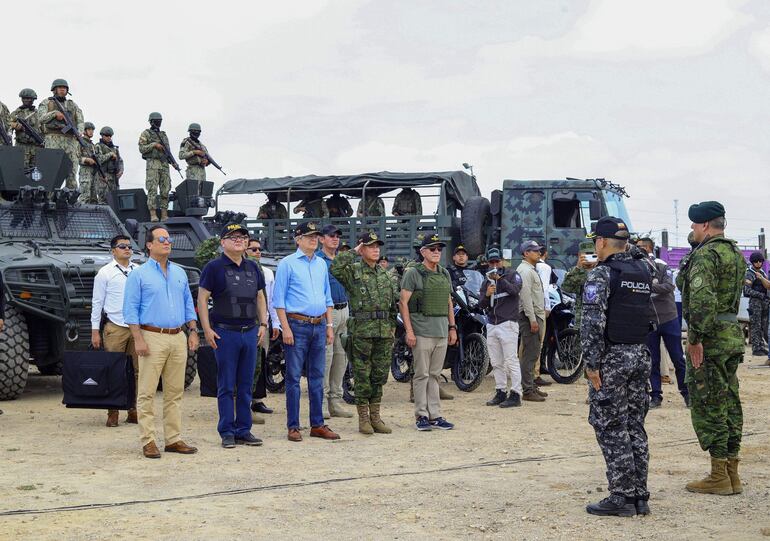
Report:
0,147,200,400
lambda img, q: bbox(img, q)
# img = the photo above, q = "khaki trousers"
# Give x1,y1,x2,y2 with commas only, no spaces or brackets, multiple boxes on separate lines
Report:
413,336,447,419
519,315,545,394
136,330,187,446
102,321,138,408
324,306,349,401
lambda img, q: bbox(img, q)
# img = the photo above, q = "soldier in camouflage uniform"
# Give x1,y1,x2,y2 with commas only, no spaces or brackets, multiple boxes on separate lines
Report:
582,217,653,517
294,193,329,218
78,122,100,203
561,240,597,329
327,193,353,218
257,192,289,220
37,79,84,189
138,112,174,221
8,89,43,167
357,193,385,217
178,123,209,190
94,126,123,204
743,252,769,355
0,100,10,145
331,231,399,434
678,201,745,496
392,187,422,216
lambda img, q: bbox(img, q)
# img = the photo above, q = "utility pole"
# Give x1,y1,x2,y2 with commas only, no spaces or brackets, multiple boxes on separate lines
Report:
673,199,679,246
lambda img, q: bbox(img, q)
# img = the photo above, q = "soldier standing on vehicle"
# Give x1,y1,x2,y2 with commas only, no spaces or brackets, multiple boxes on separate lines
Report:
91,235,138,427
357,193,385,218
517,241,548,402
331,231,399,434
448,245,470,289
37,79,84,189
94,126,123,204
178,123,209,190
678,201,745,496
9,89,43,167
138,112,173,221
479,247,523,408
294,193,329,218
582,217,653,517
0,100,9,146
744,252,770,356
327,193,353,218
257,192,289,220
399,234,458,431
392,187,422,216
78,122,99,203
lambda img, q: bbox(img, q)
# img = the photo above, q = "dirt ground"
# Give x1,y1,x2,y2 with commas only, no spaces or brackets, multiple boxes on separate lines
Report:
1,350,769,541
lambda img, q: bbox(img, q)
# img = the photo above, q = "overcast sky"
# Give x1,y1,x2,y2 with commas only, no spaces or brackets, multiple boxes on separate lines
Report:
5,0,769,247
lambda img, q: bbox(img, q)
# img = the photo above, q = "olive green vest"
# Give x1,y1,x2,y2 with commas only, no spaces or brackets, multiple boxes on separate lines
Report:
407,264,451,316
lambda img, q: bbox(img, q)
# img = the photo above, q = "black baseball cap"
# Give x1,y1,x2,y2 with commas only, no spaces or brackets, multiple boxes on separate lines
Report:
420,233,446,249
294,222,322,237
357,231,384,246
590,216,630,240
321,224,342,236
220,222,249,238
486,247,502,261
454,244,468,255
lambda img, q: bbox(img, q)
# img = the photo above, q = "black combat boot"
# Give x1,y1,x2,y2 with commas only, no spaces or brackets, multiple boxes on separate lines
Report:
635,497,650,515
486,389,507,406
499,391,521,408
586,495,637,517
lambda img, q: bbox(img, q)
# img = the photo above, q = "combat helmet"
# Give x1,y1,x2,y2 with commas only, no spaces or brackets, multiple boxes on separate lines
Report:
50,78,69,91
100,126,114,136
19,88,37,99
84,122,95,131
148,112,163,121
188,122,201,132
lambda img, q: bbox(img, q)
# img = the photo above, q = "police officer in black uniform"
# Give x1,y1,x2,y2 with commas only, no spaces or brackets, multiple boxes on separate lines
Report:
582,216,654,517
448,244,470,289
744,252,770,355
198,223,268,448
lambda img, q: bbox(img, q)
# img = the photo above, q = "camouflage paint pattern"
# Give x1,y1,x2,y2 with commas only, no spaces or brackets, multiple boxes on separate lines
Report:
138,128,172,211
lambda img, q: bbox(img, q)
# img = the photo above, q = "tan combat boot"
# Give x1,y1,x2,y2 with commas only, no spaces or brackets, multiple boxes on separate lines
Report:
685,457,734,495
368,403,392,434
727,457,743,494
160,209,168,221
150,213,159,223
356,404,374,435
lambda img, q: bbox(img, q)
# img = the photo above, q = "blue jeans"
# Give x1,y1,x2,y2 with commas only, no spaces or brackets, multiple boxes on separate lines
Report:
214,326,258,437
284,320,326,430
647,317,688,400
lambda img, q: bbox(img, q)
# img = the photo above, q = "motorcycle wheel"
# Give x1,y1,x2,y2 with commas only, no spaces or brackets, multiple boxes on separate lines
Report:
265,343,286,393
391,337,413,382
342,361,355,404
547,328,583,384
451,332,489,392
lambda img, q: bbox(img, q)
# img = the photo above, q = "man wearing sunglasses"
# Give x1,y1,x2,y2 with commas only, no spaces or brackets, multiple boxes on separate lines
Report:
124,225,199,459
91,235,138,427
198,223,268,449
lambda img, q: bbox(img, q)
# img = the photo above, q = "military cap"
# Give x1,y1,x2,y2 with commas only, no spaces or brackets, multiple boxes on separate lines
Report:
453,244,468,255
220,222,249,238
486,247,502,261
19,88,37,99
358,231,384,246
339,242,351,252
50,78,69,90
188,122,201,132
321,224,342,236
688,201,725,223
294,222,321,237
520,240,543,254
100,126,114,136
148,112,163,121
749,251,765,264
420,233,446,249
413,233,425,248
590,217,630,240
578,240,595,254
83,122,95,131
378,255,389,262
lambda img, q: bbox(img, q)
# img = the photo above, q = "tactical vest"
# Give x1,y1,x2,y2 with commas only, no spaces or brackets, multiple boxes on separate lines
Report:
182,138,206,166
141,129,168,160
13,108,38,145
211,264,260,321
603,258,652,344
98,142,120,174
408,264,452,316
41,98,73,134
748,268,766,295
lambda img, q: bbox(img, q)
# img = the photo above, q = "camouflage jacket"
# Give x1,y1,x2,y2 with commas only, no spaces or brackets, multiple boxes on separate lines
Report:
179,137,208,166
327,194,353,218
357,195,385,217
0,101,10,144
37,97,84,135
79,138,97,167
9,105,41,146
95,140,124,176
138,128,171,162
392,188,422,215
331,250,399,338
257,201,288,220
297,198,329,218
679,234,744,354
562,265,588,326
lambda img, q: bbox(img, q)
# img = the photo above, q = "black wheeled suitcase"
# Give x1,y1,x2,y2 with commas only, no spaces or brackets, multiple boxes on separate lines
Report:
196,345,218,398
62,351,135,410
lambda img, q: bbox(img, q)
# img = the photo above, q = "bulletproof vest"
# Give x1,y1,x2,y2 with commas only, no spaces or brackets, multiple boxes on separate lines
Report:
408,264,452,316
603,258,652,344
448,265,467,288
182,137,206,166
13,107,38,145
211,263,260,321
41,98,72,134
141,129,168,160
748,268,766,295
98,142,120,174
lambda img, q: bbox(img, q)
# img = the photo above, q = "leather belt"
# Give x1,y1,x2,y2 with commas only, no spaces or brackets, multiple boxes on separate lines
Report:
716,313,738,322
216,322,258,332
351,310,389,320
333,303,348,310
140,324,183,335
287,313,325,324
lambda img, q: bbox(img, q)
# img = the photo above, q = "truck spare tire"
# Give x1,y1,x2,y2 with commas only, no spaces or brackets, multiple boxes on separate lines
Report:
460,196,491,258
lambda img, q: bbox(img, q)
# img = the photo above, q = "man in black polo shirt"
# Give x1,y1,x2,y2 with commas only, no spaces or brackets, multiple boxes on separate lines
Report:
198,223,268,448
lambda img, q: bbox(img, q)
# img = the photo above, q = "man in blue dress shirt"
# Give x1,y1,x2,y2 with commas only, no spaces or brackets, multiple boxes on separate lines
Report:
273,222,339,442
124,225,200,459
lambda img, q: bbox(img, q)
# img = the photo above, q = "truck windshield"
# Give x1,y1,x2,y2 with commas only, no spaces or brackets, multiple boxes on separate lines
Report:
603,191,633,231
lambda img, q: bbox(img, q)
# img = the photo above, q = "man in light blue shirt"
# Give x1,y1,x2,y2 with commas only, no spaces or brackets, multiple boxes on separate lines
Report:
124,225,199,459
273,222,338,442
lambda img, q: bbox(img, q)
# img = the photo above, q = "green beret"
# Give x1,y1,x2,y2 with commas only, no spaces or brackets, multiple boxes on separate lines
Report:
688,201,725,223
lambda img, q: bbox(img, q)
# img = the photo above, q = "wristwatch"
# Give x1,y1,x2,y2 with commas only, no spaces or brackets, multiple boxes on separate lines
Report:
448,324,457,331
259,323,268,328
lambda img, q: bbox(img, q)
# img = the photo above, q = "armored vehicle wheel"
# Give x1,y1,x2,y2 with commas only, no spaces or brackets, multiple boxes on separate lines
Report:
0,306,30,400
342,361,355,405
460,196,491,258
391,335,413,382
185,350,197,389
547,328,583,384
451,332,489,392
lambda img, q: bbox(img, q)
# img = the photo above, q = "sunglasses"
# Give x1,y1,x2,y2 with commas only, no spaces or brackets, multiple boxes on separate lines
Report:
426,246,443,253
247,247,261,253
113,243,131,250
155,236,173,244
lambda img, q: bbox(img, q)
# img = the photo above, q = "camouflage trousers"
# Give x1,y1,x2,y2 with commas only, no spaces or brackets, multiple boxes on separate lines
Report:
17,143,38,168
588,344,651,499
78,167,98,203
685,352,743,458
185,165,206,184
44,134,79,189
146,160,171,211
95,173,118,205
349,336,391,405
747,298,769,353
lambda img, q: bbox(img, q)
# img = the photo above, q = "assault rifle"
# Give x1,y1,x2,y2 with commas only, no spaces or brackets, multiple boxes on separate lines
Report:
188,138,226,175
15,115,45,146
50,98,88,149
86,146,106,180
0,117,11,146
154,131,184,179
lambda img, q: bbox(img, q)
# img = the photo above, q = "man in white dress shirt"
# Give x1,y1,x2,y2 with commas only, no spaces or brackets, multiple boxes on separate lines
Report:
534,247,554,386
90,234,138,427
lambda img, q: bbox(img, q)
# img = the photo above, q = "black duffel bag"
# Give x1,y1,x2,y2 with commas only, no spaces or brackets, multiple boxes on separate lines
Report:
62,351,135,410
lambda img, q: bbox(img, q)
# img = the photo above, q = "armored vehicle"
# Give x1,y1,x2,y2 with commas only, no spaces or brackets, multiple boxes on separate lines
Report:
0,147,200,400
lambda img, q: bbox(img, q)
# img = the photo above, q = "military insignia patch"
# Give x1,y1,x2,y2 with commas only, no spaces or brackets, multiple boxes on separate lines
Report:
431,235,439,241
308,223,317,230
691,276,703,289
583,283,599,303
371,233,378,240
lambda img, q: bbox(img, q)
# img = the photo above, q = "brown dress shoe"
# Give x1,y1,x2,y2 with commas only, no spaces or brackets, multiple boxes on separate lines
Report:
534,377,552,386
164,440,198,454
143,441,161,459
125,409,138,424
310,425,341,440
106,410,119,427
288,428,303,442
522,391,545,402
535,388,549,397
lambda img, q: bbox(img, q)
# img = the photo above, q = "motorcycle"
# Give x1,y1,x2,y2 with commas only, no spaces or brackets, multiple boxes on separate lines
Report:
539,286,583,384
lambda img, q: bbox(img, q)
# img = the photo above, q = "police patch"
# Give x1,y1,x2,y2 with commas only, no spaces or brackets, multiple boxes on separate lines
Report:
583,283,599,304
